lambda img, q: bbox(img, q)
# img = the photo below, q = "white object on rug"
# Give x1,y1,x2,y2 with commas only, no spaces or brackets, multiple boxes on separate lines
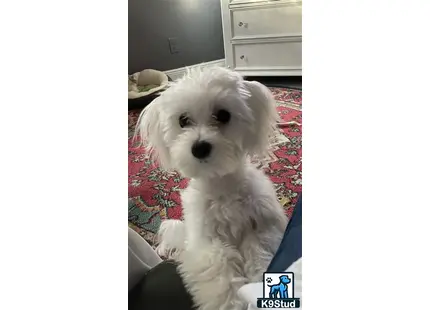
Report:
128,69,169,99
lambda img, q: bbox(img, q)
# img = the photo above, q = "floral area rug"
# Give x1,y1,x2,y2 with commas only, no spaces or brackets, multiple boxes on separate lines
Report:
128,87,302,247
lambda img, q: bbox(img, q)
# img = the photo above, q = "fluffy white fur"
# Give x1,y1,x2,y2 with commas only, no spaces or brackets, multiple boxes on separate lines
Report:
135,67,288,310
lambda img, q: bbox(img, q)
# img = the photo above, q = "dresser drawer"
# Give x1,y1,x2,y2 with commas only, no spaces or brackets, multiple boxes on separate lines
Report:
233,40,302,69
231,4,302,39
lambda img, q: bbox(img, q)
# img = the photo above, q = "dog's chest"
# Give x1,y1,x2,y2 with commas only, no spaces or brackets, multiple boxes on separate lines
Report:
203,195,256,246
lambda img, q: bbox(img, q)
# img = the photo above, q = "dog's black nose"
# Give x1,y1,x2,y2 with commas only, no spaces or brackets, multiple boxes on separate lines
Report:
191,141,212,159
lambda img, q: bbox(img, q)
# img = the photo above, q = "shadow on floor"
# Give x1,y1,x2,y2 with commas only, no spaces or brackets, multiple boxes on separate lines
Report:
245,76,302,90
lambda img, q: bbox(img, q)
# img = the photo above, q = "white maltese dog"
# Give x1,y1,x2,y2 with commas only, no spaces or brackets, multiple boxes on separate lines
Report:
136,67,288,310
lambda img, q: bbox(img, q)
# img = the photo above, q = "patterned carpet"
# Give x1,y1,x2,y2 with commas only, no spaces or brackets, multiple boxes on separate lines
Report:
128,87,302,246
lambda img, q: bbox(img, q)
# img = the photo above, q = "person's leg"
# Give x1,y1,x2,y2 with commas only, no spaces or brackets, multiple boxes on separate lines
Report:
129,260,197,310
128,227,162,290
266,194,302,272
128,227,196,309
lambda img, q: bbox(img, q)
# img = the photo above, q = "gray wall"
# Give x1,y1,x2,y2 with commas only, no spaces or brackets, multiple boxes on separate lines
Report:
129,0,225,74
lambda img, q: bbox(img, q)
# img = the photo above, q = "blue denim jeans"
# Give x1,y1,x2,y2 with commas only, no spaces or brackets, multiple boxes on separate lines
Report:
267,194,302,272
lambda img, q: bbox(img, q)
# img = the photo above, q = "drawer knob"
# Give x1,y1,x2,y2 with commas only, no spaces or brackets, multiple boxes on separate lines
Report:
238,21,247,27
240,55,245,60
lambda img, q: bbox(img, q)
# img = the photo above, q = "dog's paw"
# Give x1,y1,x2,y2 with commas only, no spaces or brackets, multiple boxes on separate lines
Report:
156,219,186,259
156,246,182,260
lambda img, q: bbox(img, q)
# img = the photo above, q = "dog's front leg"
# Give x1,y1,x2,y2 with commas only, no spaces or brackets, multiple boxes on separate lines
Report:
178,243,248,310
280,289,286,299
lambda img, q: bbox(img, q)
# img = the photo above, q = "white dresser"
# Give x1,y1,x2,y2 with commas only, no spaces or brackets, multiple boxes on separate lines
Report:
220,0,302,76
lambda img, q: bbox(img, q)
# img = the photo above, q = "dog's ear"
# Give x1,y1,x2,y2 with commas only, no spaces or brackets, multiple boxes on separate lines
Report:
134,97,171,169
241,80,279,158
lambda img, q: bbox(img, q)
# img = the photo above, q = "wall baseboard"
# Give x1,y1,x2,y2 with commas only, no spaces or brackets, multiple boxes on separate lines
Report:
164,59,226,80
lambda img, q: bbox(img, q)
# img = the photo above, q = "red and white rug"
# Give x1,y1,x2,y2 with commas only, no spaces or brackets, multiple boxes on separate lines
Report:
128,87,302,246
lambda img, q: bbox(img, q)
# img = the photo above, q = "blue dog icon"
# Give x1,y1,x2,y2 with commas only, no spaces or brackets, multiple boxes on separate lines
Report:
268,275,291,299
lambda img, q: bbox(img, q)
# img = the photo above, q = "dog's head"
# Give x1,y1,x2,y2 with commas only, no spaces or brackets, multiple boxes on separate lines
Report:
279,275,291,285
135,67,278,179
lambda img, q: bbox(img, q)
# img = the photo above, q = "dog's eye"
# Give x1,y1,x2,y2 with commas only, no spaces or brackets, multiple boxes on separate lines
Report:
179,114,191,128
213,109,230,124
